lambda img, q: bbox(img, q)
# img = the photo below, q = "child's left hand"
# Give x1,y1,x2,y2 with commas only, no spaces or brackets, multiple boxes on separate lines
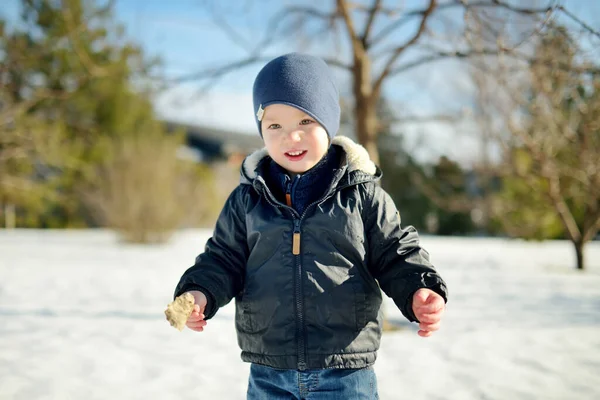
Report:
412,288,445,337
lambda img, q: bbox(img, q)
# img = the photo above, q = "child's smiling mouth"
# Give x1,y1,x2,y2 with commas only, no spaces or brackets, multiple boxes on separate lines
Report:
285,150,307,161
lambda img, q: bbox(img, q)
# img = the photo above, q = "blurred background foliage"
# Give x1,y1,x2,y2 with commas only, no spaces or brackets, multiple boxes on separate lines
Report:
1,0,219,239
0,0,598,269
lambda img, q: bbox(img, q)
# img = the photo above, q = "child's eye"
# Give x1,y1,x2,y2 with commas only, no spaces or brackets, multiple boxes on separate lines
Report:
267,123,281,129
299,119,314,125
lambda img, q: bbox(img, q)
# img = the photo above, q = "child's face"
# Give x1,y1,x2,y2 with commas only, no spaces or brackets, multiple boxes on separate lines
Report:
261,103,329,176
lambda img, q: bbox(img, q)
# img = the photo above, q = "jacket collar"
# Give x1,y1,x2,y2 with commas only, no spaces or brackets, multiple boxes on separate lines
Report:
240,136,379,186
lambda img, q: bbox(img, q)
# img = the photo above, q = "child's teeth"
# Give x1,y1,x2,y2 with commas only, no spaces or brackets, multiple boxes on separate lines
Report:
289,151,302,156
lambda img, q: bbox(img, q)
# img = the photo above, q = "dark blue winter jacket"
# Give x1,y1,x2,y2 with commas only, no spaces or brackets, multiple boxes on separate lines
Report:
175,136,448,371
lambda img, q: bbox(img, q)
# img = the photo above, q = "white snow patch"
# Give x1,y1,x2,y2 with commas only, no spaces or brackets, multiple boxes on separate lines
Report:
1,230,599,399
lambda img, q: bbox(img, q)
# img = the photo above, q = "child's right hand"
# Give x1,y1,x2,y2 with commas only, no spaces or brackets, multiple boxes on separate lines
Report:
185,291,208,332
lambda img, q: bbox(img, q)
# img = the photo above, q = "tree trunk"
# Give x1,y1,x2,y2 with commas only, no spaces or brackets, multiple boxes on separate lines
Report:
352,56,380,165
573,239,585,270
355,96,379,165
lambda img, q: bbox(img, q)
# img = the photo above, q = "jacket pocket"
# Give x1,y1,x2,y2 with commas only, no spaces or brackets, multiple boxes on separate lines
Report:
353,280,367,333
235,291,254,333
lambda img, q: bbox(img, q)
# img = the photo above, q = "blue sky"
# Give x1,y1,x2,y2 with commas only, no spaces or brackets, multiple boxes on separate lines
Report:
3,0,599,163
111,0,479,163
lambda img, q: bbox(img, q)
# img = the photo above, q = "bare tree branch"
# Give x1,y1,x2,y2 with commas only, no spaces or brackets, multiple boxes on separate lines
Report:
346,2,401,16
392,113,463,124
337,0,364,57
556,5,600,39
170,56,268,83
361,0,382,46
321,57,353,70
373,0,437,98
583,212,600,243
545,166,582,242
284,5,336,21
387,48,493,76
386,46,600,78
370,0,554,47
370,4,440,47
207,5,342,57
209,12,252,51
464,0,556,53
462,0,555,15
170,54,351,84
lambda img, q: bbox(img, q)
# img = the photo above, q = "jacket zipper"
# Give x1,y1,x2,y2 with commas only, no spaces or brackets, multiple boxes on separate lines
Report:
293,195,338,371
253,182,306,369
256,178,341,371
284,177,309,370
285,181,292,207
293,219,306,370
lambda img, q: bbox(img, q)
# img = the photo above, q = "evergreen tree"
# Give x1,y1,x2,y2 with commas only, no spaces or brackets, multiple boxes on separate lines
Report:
1,0,217,242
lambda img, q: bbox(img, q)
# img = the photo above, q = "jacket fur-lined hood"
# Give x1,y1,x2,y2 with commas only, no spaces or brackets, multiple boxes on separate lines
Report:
240,136,378,184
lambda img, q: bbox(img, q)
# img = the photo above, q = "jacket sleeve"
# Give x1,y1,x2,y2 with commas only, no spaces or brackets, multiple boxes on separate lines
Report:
364,182,448,322
174,185,249,319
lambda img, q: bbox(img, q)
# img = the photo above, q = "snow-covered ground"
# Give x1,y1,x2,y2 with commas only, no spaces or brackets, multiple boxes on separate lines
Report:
1,229,599,400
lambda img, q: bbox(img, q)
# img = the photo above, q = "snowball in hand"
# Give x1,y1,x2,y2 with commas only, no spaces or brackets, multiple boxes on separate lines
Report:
165,292,195,331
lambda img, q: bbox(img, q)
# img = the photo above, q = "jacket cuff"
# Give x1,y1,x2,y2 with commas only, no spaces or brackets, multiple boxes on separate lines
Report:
401,278,448,323
402,295,419,323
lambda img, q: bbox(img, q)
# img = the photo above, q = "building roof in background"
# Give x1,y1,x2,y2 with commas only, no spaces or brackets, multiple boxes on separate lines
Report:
163,120,263,163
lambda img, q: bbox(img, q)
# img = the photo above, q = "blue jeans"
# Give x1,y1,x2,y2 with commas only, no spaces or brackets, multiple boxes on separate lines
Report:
247,363,379,399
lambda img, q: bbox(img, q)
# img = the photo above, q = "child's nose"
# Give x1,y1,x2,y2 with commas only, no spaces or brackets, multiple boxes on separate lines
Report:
289,130,302,142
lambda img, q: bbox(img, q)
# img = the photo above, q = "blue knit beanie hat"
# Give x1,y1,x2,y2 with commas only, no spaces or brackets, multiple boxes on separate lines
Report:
253,53,340,140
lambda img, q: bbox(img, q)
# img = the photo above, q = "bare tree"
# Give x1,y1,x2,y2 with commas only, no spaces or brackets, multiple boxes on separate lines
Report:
467,23,600,270
171,0,587,164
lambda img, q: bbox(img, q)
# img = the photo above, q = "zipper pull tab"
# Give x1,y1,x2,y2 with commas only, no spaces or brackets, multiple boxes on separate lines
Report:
292,220,300,255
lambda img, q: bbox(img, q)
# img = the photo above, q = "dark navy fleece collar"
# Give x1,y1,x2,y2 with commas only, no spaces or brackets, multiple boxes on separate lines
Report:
265,145,342,216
